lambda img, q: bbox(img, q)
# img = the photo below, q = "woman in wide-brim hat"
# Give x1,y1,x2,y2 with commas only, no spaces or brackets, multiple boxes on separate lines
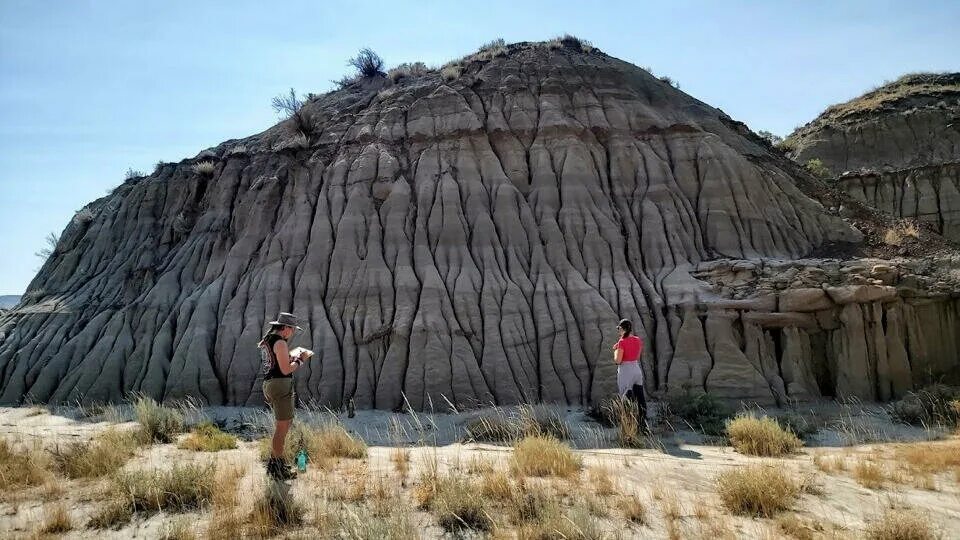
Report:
260,311,311,479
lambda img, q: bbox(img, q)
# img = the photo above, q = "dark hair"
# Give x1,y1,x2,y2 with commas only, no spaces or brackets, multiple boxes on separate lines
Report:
258,323,287,347
617,319,632,336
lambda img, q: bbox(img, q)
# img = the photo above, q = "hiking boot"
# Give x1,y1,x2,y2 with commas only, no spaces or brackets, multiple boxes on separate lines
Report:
266,457,297,480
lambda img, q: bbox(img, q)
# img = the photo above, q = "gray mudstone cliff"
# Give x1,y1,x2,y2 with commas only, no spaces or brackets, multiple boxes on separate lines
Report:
1,42,958,409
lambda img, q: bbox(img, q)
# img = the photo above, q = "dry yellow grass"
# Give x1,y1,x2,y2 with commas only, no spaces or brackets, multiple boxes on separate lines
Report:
813,453,848,473
511,435,581,478
259,422,364,466
716,465,800,517
0,439,52,492
587,466,617,496
431,476,493,532
894,440,960,474
177,422,237,452
467,455,494,475
52,428,141,478
91,464,216,528
391,448,410,483
480,470,514,502
775,514,827,540
37,504,72,534
620,492,647,524
854,459,886,489
864,508,938,540
329,462,368,503
159,518,196,540
245,484,305,537
726,415,802,456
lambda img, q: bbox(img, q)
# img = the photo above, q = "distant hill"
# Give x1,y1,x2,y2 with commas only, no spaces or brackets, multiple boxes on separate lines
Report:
0,296,21,309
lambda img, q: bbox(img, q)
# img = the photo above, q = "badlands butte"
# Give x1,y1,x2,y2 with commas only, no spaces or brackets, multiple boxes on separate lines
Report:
0,38,958,410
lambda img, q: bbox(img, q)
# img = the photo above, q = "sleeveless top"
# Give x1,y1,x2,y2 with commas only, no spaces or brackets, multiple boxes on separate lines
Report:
260,334,291,380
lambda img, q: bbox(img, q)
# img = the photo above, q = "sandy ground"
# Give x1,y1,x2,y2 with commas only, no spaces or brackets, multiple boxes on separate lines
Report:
1,401,958,539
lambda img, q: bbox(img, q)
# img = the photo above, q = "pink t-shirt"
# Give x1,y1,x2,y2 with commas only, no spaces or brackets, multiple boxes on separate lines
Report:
615,335,643,362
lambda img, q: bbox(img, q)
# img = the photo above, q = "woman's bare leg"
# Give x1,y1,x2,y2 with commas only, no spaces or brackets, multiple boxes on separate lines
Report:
272,419,291,458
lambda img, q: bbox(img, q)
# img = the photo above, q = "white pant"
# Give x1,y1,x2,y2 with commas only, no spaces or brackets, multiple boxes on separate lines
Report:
617,361,644,395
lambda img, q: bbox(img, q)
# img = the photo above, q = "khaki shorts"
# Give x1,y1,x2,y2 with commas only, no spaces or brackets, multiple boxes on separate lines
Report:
263,378,295,421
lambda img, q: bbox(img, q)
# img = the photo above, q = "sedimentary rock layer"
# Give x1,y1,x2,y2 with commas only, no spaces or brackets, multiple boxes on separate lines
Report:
788,73,960,241
0,42,954,409
837,162,960,240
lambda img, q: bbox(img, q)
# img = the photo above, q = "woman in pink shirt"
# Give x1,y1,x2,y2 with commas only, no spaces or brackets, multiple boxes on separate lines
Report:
612,319,647,426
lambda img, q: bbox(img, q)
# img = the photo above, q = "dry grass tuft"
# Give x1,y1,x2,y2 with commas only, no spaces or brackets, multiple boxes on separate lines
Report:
511,435,581,478
620,492,647,524
480,470,514,501
465,406,569,444
467,455,494,475
0,439,52,492
813,453,848,473
774,514,824,540
716,465,800,517
259,422,365,465
91,464,215,528
854,459,886,489
441,65,462,81
245,485,305,536
334,503,417,539
433,476,493,532
52,428,142,478
726,414,802,456
587,466,617,496
864,508,938,540
191,161,215,176
37,504,72,534
159,518,196,540
391,447,410,483
87,500,134,529
134,396,184,443
178,422,237,452
415,470,492,532
894,440,960,474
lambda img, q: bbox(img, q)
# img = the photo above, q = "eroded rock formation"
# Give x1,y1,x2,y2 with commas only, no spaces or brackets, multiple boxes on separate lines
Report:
787,73,960,241
0,41,957,409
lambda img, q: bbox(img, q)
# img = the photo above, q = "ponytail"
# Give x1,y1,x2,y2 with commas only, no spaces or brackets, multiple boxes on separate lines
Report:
258,324,285,347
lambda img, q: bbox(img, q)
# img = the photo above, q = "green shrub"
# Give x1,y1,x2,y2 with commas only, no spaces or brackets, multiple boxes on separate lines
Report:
889,385,960,427
804,158,833,179
134,396,184,443
775,412,821,440
726,415,802,456
668,393,732,436
178,422,237,452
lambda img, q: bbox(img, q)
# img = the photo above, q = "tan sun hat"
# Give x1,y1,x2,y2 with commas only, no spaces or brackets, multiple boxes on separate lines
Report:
269,312,303,330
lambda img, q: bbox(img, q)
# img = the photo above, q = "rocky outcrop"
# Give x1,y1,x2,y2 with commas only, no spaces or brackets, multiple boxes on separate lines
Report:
786,73,960,241
0,41,956,409
684,258,960,404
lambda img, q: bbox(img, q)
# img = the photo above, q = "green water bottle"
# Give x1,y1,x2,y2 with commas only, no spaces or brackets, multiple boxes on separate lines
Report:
295,449,308,472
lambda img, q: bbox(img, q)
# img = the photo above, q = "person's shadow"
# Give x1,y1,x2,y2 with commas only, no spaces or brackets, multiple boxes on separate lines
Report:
661,442,702,460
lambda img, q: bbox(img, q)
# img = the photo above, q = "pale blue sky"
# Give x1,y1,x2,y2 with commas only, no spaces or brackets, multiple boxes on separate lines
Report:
1,0,958,295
